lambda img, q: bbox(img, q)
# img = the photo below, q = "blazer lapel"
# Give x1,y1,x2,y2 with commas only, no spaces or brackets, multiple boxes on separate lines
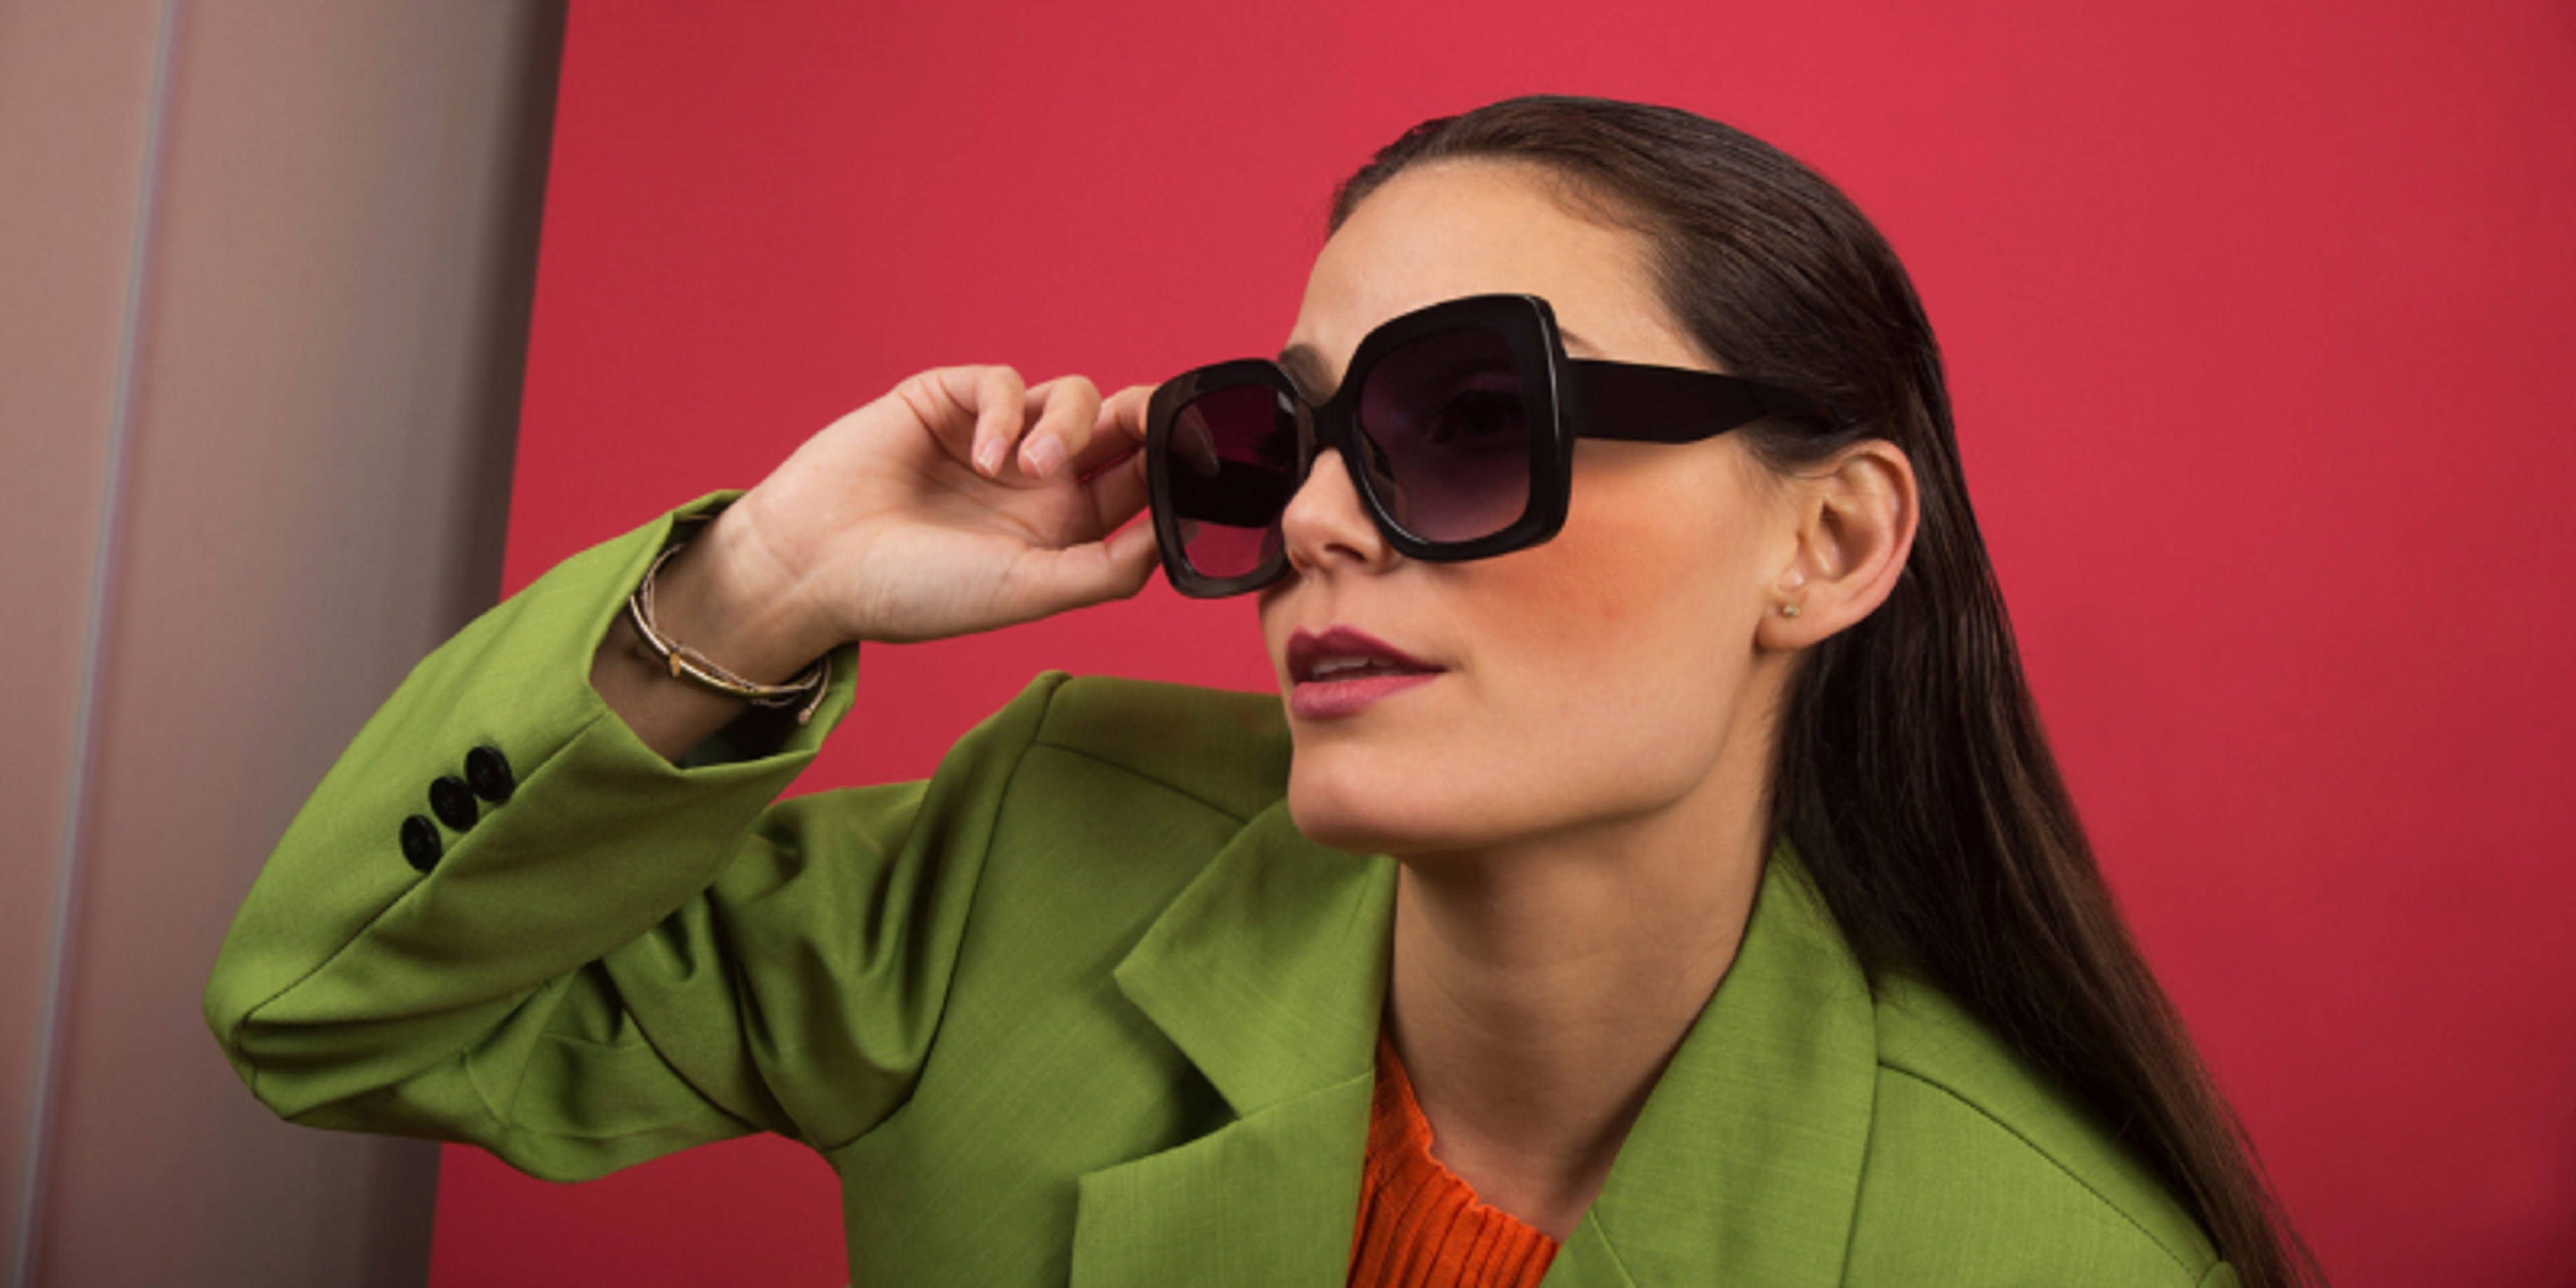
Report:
1072,823,1875,1288
1544,846,1880,1287
1071,804,1398,1288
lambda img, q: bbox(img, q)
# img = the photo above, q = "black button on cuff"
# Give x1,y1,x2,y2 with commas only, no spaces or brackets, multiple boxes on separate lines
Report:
464,744,514,804
400,815,442,872
428,775,479,832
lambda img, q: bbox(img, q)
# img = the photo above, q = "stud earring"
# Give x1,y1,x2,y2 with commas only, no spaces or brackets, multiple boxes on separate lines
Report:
1780,603,1802,619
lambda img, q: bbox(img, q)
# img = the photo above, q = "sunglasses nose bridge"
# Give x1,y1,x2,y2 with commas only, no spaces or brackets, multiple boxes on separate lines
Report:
1296,397,1394,525
1300,396,1351,480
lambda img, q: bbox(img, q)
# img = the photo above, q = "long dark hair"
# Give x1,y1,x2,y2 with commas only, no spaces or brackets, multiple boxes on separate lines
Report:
1332,96,2318,1287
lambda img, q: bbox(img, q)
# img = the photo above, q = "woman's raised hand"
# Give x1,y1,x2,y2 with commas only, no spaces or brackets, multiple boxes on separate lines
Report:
643,367,1162,685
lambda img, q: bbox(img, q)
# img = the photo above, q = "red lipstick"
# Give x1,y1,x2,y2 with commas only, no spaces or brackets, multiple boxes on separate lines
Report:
1284,626,1443,720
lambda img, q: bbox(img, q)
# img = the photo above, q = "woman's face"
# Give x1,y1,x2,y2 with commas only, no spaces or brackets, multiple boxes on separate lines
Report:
1261,162,1800,858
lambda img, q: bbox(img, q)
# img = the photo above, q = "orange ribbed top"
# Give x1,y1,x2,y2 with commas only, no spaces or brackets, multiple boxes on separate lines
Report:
1348,1037,1560,1288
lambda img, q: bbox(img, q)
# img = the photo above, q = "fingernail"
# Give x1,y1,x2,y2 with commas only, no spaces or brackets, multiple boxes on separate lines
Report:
1023,437,1067,479
974,438,1002,475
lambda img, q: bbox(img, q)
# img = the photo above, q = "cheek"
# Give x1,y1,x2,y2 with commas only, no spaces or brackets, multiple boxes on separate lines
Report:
1518,504,1667,626
1477,468,1749,676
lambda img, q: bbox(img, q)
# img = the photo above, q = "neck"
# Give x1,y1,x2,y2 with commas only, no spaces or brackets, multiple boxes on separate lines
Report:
1383,780,1770,1241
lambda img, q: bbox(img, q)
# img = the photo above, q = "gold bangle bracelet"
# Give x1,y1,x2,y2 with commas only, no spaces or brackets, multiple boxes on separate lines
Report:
626,537,830,726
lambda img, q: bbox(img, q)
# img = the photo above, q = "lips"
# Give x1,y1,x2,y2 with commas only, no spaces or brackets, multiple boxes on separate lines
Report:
1285,626,1443,719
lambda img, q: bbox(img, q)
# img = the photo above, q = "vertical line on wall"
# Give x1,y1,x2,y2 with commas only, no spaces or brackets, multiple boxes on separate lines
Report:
8,2,182,1284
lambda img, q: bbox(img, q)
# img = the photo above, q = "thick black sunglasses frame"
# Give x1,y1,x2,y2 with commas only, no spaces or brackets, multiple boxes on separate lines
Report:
1144,293,1835,598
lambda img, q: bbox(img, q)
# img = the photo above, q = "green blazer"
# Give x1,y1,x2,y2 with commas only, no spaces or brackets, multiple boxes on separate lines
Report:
207,501,2235,1286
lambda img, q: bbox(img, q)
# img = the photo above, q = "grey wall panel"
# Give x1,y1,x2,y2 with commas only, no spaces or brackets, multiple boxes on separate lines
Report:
1,2,564,1284
0,1,170,1277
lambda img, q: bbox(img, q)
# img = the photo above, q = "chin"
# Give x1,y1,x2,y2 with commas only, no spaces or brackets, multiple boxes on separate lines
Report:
1283,772,1391,853
1282,761,1494,858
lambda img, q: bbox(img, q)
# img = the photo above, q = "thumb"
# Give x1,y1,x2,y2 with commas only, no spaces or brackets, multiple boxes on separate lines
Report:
1005,523,1162,619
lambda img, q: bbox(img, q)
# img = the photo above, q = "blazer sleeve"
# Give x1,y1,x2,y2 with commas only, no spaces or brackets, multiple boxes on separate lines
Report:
204,496,1064,1182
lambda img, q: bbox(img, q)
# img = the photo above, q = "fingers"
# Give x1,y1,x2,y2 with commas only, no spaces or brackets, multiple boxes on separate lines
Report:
901,365,1030,475
1015,376,1103,481
972,374,1158,572
895,368,1154,491
1073,385,1154,476
969,365,1030,476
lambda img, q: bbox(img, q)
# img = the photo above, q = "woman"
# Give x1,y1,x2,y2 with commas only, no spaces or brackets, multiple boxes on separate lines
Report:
208,96,2314,1285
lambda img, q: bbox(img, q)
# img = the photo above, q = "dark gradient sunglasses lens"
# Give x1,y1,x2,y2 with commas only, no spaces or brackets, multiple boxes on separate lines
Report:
1167,383,1297,579
1354,327,1533,542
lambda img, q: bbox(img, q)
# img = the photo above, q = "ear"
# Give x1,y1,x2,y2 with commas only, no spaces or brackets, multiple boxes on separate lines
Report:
1755,440,1919,651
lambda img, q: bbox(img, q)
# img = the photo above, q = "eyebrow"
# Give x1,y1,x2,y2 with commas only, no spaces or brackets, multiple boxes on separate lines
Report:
1275,342,1331,400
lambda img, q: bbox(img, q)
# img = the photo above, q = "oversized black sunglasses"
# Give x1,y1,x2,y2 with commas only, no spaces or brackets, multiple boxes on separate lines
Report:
1144,293,1836,598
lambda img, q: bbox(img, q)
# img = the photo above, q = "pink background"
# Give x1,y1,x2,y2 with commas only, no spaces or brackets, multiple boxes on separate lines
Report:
442,1,2576,1283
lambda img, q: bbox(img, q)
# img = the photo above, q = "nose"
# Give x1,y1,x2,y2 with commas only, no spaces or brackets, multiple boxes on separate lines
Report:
1279,448,1396,580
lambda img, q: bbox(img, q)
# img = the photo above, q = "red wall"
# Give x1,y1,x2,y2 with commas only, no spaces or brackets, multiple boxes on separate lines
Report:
441,1,2576,1283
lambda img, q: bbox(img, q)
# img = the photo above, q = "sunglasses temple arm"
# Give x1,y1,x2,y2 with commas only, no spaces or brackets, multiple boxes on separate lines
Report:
1570,360,1838,444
